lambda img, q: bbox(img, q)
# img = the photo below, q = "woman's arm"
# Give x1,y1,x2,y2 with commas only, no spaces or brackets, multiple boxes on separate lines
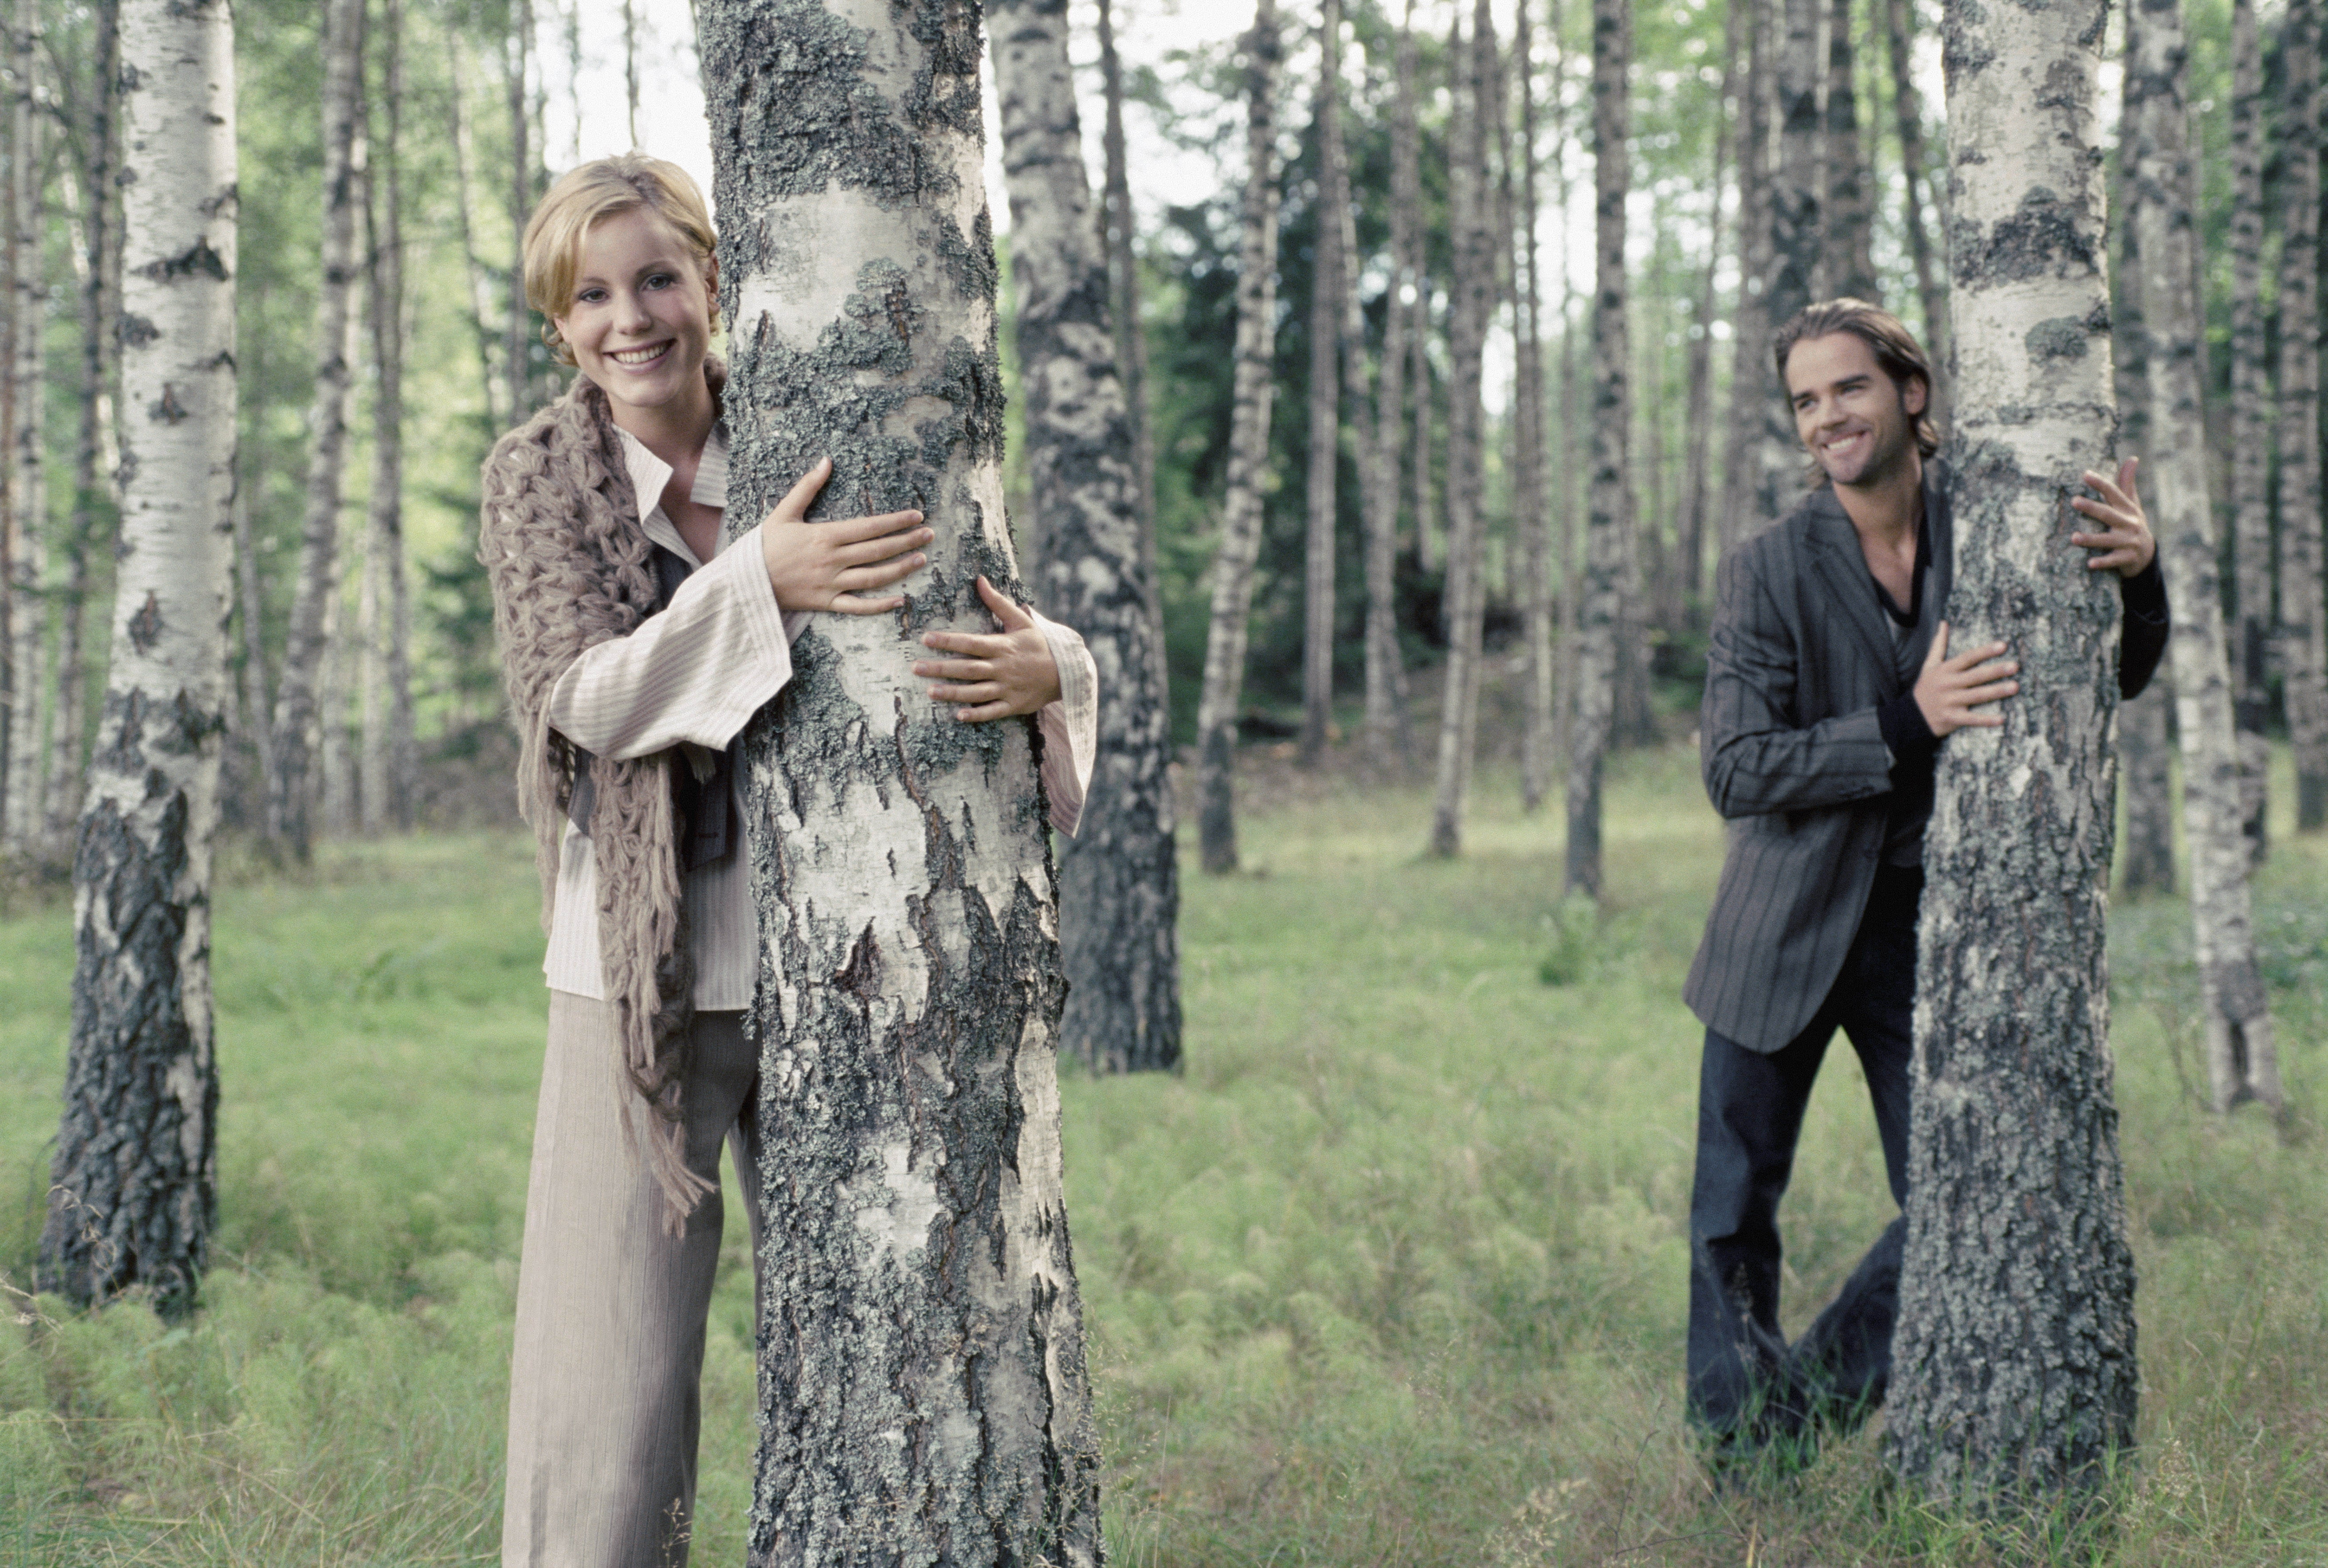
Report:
913,576,1099,835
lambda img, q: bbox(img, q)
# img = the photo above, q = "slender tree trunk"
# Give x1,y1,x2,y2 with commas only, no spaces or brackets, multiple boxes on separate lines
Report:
318,571,354,835
1886,0,2139,1496
1720,0,1776,562
1677,1,1739,622
699,2,1104,1556
446,36,506,430
1516,0,1555,810
989,0,1181,1074
1411,273,1437,573
362,0,412,833
1823,0,1879,302
1301,0,1345,766
2119,686,2176,893
1748,0,1824,537
620,0,639,148
1551,0,1580,781
504,0,532,425
1364,4,1419,766
2279,0,2328,828
39,0,236,1321
6,0,50,852
1095,0,1164,702
265,0,366,861
2127,0,2283,1112
1566,0,1630,897
2227,0,2270,862
1428,2,1495,859
232,473,273,818
1885,0,1950,391
1196,0,1284,876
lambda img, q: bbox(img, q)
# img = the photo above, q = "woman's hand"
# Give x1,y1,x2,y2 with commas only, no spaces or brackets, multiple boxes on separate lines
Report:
912,576,1061,723
759,457,934,614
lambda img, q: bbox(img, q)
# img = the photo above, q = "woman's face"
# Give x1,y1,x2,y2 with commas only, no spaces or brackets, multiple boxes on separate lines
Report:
552,207,716,423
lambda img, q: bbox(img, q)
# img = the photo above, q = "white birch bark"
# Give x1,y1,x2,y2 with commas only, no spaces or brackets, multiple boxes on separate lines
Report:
362,0,413,834
1300,0,1344,767
699,0,1102,1556
265,0,366,860
1675,0,1737,624
1366,0,1420,765
1565,0,1628,897
1719,0,1775,561
445,36,506,429
2127,0,2283,1113
1095,0,1164,694
1822,0,1878,303
39,0,235,1320
504,0,533,426
2280,0,2328,829
2227,0,2270,861
1196,0,1283,875
6,0,49,851
1886,0,2139,1496
1884,0,1950,390
1745,0,1823,538
1515,0,1555,812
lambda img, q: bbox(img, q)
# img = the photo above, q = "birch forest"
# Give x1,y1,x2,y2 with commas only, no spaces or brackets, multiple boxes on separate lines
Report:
2,0,2325,1558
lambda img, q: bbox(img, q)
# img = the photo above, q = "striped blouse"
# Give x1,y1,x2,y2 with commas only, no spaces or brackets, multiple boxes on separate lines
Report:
541,425,1098,1007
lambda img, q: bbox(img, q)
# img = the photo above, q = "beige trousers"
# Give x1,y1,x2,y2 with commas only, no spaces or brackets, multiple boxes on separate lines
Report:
501,991,763,1568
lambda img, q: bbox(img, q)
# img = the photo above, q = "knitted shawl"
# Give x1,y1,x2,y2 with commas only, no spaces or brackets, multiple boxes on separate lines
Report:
478,367,725,1231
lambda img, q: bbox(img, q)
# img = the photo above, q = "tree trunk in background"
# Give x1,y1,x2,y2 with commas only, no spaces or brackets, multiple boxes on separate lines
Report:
1719,0,1775,562
1300,0,1344,766
362,0,414,834
990,0,1181,1074
45,0,121,856
39,0,236,1321
1096,0,1164,700
2111,0,2173,898
6,0,49,852
1676,0,1739,621
1515,0,1555,811
700,1,1103,1556
1822,0,1878,302
318,573,353,835
1196,0,1284,875
446,37,506,430
2281,0,2328,829
1748,0,1823,537
1885,0,1949,396
1364,3,1419,766
1551,0,1579,779
1886,0,2139,1497
1427,2,1494,860
620,0,639,148
1566,0,1629,898
2227,0,2270,864
265,0,366,861
504,0,533,425
2128,0,2283,1113
1411,273,1437,572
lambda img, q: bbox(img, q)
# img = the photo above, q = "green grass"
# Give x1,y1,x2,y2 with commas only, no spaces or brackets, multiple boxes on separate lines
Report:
3,750,2323,1565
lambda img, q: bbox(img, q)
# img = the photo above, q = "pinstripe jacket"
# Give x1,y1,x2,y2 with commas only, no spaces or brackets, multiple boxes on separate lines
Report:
1684,466,2167,1052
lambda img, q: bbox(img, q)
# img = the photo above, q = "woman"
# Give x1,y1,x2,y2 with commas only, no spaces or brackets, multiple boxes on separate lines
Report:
477,154,1097,1568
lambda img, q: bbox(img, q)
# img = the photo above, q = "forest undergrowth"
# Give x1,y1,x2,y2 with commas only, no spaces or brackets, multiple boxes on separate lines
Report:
0,744,2321,1566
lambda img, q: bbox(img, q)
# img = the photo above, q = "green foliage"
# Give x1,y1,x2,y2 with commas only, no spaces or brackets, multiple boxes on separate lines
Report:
1535,889,1605,985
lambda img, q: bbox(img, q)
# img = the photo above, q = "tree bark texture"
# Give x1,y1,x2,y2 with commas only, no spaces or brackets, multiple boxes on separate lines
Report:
504,0,533,425
446,36,507,430
1886,0,2139,1497
1566,0,1628,897
699,1,1103,1559
1676,0,1739,624
2226,0,2269,862
1196,0,1283,876
1427,2,1495,861
7,0,49,852
1822,0,1879,302
1884,0,1950,395
39,0,236,1322
1515,0,1555,812
2279,0,2328,829
1094,0,1164,698
2127,0,2283,1113
1364,5,1420,766
989,0,1181,1075
1746,0,1824,537
2118,684,2175,894
362,0,414,835
1719,0,1776,563
1300,0,1344,767
265,0,367,861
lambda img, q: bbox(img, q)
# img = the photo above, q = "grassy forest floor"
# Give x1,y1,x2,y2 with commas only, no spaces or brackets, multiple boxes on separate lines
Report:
1,742,2323,1566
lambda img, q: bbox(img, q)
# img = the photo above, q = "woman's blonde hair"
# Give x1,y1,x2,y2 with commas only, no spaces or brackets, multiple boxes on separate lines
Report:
522,154,718,366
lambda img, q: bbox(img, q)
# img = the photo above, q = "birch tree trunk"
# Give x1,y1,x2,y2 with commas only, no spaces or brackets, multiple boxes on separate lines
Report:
2128,0,2283,1112
1565,0,1629,897
1411,274,1437,573
1196,0,1283,876
362,0,414,834
2119,686,2175,893
1427,1,1494,860
6,0,49,852
1720,0,1775,565
1515,0,1556,811
1746,0,1824,537
2227,0,2270,863
620,0,639,147
1885,0,1950,388
446,37,506,429
1675,0,1738,625
1095,0,1164,692
1885,0,2139,1496
699,2,1104,1558
2280,0,2328,829
989,0,1180,1074
38,0,235,1321
1363,5,1417,767
44,0,121,856
1300,0,1345,767
318,572,353,835
1823,0,1879,302
265,0,366,861
505,0,533,426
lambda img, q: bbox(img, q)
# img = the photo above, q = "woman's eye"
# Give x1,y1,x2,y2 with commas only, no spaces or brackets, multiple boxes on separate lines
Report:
576,288,606,305
645,273,675,290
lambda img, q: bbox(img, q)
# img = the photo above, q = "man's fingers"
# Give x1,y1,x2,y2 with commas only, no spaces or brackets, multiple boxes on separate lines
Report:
1943,640,2010,672
1958,678,2020,706
1924,620,1952,669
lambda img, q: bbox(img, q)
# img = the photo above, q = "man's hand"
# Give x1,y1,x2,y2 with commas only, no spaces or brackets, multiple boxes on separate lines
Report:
758,457,934,614
911,576,1061,723
2069,456,2157,578
1914,621,2019,737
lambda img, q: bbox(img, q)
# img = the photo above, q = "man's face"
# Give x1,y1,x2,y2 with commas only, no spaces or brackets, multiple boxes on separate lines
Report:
1783,331,1926,490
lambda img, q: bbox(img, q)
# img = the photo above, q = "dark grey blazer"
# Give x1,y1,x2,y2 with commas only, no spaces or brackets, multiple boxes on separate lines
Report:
1683,475,1950,1053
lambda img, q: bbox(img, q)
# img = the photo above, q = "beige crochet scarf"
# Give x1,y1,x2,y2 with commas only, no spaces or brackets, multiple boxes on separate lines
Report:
478,365,726,1231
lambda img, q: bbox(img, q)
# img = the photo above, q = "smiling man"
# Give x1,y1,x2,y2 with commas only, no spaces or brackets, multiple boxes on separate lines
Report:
1679,300,2170,1476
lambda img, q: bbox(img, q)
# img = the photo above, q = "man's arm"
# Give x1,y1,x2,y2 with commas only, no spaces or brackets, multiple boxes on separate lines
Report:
2070,457,2171,699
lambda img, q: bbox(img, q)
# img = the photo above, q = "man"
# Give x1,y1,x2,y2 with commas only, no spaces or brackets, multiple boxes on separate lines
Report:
1682,300,2168,1470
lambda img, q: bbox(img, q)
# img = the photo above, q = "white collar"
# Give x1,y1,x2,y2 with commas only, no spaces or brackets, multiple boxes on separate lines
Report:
611,422,730,568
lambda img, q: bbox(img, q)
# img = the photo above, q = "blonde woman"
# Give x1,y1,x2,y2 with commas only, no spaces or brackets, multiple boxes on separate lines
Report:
477,154,1097,1568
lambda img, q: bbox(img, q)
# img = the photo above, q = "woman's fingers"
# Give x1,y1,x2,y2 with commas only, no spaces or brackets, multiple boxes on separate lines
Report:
975,574,1035,629
918,629,1011,660
768,458,834,524
927,681,1003,704
826,591,909,616
823,508,927,545
833,527,933,569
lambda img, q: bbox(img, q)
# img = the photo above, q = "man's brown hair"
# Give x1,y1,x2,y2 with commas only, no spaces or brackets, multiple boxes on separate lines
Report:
1772,298,1941,483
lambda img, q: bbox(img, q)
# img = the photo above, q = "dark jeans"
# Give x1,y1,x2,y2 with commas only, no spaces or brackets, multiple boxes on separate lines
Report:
1685,863,1920,1450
